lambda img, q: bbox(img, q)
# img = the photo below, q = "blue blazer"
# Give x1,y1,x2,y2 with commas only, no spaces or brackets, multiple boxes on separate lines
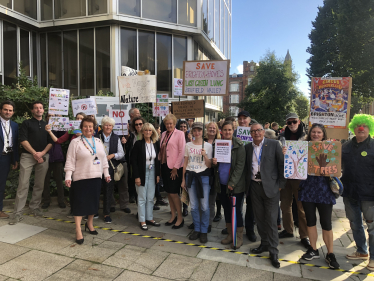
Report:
0,120,19,164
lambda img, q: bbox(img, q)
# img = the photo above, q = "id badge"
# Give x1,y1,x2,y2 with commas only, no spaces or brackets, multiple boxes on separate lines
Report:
148,164,153,170
93,159,101,165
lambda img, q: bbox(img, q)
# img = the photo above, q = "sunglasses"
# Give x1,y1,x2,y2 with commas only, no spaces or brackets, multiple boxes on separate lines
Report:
312,123,324,128
135,123,143,126
287,120,298,125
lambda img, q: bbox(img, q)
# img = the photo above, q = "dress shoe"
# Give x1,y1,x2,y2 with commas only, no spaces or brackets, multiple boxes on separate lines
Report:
270,253,280,268
155,199,168,206
221,228,228,234
76,232,84,245
301,237,311,249
278,230,294,238
189,231,200,240
188,222,195,229
122,208,131,213
153,205,160,210
172,219,184,229
200,233,208,243
146,220,160,227
182,208,188,217
85,222,98,235
41,203,49,209
246,230,257,242
251,244,269,254
213,213,222,222
165,216,177,226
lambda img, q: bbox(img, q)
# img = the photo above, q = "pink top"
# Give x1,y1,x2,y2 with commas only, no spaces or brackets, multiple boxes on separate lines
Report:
64,136,109,182
160,128,185,169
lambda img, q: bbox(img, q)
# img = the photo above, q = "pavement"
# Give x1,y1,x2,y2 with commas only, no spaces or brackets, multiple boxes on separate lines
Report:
0,195,373,281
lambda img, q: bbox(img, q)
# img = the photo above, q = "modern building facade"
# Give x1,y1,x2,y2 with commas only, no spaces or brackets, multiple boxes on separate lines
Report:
0,0,231,120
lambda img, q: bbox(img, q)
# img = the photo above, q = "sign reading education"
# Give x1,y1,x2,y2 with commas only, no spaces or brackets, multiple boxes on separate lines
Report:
215,140,232,163
236,126,253,145
118,75,157,104
48,88,70,115
183,60,230,96
72,98,97,117
171,100,205,119
153,94,169,117
284,141,308,180
109,109,129,136
308,141,341,177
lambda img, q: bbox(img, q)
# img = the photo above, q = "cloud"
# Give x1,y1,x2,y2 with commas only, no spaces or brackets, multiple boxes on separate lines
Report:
236,64,243,74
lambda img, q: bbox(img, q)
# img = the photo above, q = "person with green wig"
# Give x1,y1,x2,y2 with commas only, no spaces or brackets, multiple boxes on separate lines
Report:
342,114,374,271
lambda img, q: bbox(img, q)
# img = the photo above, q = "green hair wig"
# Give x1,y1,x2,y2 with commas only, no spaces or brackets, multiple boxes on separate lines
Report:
348,114,374,135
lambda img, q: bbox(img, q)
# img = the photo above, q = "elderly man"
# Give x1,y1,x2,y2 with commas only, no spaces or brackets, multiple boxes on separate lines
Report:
342,114,374,271
245,123,286,268
278,113,310,249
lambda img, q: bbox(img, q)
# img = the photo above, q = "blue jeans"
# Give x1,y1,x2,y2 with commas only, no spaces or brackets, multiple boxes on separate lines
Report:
344,197,374,260
187,175,210,233
136,168,155,222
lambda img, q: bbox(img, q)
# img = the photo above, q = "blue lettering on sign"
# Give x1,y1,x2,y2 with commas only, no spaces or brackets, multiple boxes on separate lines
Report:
303,157,308,162
285,159,288,163
292,151,297,155
299,150,304,154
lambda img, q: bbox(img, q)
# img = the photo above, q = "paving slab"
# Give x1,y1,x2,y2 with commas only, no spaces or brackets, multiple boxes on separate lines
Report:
108,232,160,248
211,262,274,281
45,259,124,281
197,248,247,266
0,242,30,265
153,253,202,280
115,270,170,281
127,249,170,274
150,239,202,257
301,264,361,281
34,218,77,233
274,273,314,281
103,245,147,269
190,259,218,281
155,221,194,237
0,250,73,281
0,223,46,244
0,275,9,281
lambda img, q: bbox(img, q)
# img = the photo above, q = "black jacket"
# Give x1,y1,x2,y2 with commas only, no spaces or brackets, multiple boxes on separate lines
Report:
278,123,306,141
130,139,160,186
96,131,121,172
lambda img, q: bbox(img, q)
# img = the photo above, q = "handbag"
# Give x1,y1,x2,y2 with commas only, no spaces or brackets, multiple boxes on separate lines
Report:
100,135,125,181
329,176,344,199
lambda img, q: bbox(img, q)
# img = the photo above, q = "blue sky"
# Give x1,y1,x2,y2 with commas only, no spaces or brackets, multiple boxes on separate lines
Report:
229,0,324,97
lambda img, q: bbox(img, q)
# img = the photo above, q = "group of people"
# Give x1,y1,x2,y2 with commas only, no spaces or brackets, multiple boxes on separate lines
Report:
1,100,374,271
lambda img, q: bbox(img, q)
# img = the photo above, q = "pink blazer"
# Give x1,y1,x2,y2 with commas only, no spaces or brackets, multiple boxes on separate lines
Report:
160,128,186,169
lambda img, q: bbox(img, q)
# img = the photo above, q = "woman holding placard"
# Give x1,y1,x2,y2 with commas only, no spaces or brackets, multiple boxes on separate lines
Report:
181,122,212,243
212,121,246,249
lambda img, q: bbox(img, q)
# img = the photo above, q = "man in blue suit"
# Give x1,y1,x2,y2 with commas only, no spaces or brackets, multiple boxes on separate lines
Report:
0,101,19,219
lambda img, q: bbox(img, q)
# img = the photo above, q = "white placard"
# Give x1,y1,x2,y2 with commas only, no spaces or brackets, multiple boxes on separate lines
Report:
215,140,232,163
174,78,183,96
118,75,157,104
72,98,98,117
284,141,308,180
48,117,70,131
153,94,169,117
236,126,253,145
48,88,70,115
108,109,129,136
67,121,82,134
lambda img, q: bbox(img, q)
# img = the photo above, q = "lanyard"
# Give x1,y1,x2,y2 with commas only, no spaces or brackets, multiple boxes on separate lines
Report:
1,121,10,144
82,136,96,155
162,130,174,147
145,142,153,161
254,145,263,167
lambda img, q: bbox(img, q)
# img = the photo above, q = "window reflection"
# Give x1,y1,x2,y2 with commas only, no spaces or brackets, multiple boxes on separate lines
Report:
20,29,30,76
3,22,17,86
224,7,228,57
48,32,62,88
208,0,214,38
79,29,94,95
220,0,224,51
157,33,172,93
143,0,176,23
174,36,187,80
96,27,111,94
40,33,47,86
14,0,37,19
88,0,107,15
63,31,78,96
120,28,137,71
55,0,86,19
118,0,140,17
0,0,11,9
138,31,155,74
214,0,219,47
202,0,208,34
41,0,53,20
178,0,196,26
32,32,37,79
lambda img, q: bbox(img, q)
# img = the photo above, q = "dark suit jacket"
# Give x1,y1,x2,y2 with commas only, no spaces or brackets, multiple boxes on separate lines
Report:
245,138,286,198
0,120,19,164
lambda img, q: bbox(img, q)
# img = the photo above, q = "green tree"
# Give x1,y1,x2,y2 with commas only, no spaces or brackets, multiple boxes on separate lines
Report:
294,92,310,122
239,51,301,125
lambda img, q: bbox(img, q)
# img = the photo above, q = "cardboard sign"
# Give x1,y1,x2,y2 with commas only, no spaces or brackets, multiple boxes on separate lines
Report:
67,121,81,134
108,109,129,136
153,94,169,117
236,126,253,145
171,100,205,119
215,140,232,163
48,88,70,115
284,141,308,180
118,75,157,104
72,98,97,117
308,141,342,177
48,117,70,131
183,60,230,96
174,78,183,96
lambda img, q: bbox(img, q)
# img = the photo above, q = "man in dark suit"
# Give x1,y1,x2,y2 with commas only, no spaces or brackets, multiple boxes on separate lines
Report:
245,123,286,268
0,101,19,219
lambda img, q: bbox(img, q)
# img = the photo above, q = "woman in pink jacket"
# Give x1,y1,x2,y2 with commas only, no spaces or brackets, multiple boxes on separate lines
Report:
159,114,186,229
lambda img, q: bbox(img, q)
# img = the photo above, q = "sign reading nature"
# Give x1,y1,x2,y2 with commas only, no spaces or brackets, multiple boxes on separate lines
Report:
118,75,157,104
308,141,342,177
183,60,230,96
284,141,308,180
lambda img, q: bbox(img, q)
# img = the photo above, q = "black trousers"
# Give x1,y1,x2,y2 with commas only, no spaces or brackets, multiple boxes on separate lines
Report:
42,162,64,205
302,201,333,231
219,184,244,227
245,191,255,232
102,169,115,216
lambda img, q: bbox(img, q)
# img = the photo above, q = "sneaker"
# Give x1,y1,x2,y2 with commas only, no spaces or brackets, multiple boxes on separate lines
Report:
9,213,23,225
153,205,160,210
155,199,168,206
94,214,99,219
278,229,294,238
0,211,9,219
346,251,369,260
32,208,44,217
367,260,374,271
104,216,112,224
325,253,340,269
301,247,320,261
301,237,311,249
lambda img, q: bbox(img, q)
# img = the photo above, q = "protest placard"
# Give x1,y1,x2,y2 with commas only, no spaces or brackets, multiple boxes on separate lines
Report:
174,78,183,96
171,100,204,119
308,141,342,177
284,141,308,180
118,75,157,104
67,121,81,134
48,117,70,131
108,109,129,136
236,126,253,145
215,140,232,163
48,88,70,115
183,60,230,96
72,98,97,117
153,94,169,117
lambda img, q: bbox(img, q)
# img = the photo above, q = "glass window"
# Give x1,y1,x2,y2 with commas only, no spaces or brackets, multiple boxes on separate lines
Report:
120,28,137,71
48,32,62,88
41,0,53,20
214,0,219,47
20,29,30,77
224,7,228,57
202,0,208,34
174,36,186,80
157,33,172,93
40,33,47,86
220,0,224,51
55,0,86,19
88,0,107,15
96,27,111,94
230,83,239,92
230,106,239,116
230,94,239,103
63,31,78,96
178,0,196,26
250,65,254,71
32,32,37,79
193,41,198,60
79,29,94,96
0,1,11,9
3,22,17,86
198,45,203,60
228,12,231,59
248,78,252,85
208,0,213,39
14,0,37,19
118,0,140,17
143,0,176,23
138,31,155,74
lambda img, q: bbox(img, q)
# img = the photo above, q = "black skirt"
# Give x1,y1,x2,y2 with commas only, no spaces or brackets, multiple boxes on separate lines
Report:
71,178,101,216
161,163,183,194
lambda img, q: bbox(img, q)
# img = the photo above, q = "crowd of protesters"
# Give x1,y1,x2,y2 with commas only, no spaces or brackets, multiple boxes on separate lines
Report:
1,99,374,270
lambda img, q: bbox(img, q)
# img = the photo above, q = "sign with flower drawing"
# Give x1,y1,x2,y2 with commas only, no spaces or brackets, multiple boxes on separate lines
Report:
284,141,308,180
308,141,341,177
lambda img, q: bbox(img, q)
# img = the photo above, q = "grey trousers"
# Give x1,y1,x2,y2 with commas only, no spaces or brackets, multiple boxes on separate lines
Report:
14,153,50,214
251,180,280,255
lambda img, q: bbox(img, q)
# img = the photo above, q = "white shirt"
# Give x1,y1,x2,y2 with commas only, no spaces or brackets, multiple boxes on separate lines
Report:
101,133,125,160
185,142,213,173
145,142,156,166
252,138,264,181
0,116,12,153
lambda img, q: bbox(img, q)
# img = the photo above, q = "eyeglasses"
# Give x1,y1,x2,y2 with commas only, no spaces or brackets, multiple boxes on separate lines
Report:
287,120,298,125
312,123,324,128
180,125,187,128
135,123,143,126
250,129,264,134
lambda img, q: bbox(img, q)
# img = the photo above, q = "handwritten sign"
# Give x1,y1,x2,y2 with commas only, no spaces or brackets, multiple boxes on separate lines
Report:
174,78,183,96
153,94,169,117
308,141,341,177
48,117,70,131
284,141,308,180
171,100,204,119
236,126,253,145
183,60,230,96
109,109,129,136
72,98,97,117
48,88,70,115
67,121,81,134
118,75,157,104
215,140,232,163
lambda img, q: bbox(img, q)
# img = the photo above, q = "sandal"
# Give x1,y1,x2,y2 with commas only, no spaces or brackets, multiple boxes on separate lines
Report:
140,223,148,231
